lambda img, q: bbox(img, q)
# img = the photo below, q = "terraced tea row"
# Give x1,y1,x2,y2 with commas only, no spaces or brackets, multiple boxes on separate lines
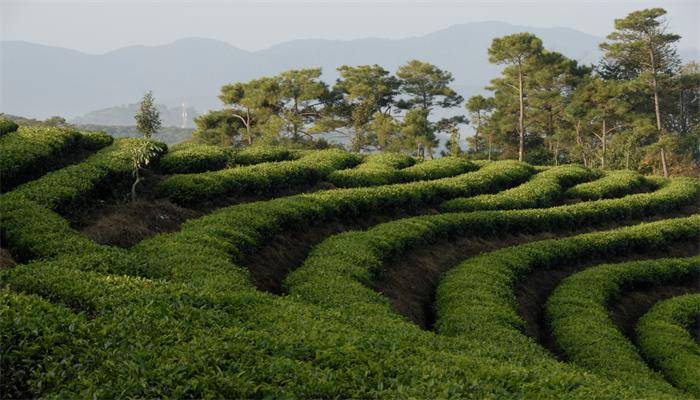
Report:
2,134,698,398
0,126,113,191
636,294,700,396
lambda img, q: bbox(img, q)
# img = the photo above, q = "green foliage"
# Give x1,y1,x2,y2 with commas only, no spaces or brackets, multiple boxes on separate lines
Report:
0,118,19,136
327,153,415,187
600,8,680,81
78,131,114,150
130,141,161,201
441,165,595,212
158,142,234,174
134,91,162,138
158,149,362,204
636,294,700,397
0,139,166,260
547,257,699,393
327,154,476,188
565,170,651,200
192,109,244,146
2,150,699,397
396,60,463,110
0,289,93,399
435,215,699,399
0,126,82,190
159,143,299,175
400,157,474,181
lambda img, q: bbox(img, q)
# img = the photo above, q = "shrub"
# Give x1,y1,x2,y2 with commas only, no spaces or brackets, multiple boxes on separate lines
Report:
0,126,82,190
78,131,114,150
287,181,699,323
440,165,595,212
547,257,699,393
158,142,235,174
327,153,416,187
158,149,362,204
400,157,474,181
0,118,19,135
566,170,651,200
636,294,700,397
0,138,166,261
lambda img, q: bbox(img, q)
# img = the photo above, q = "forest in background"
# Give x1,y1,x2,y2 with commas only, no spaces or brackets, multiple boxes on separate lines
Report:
191,8,698,176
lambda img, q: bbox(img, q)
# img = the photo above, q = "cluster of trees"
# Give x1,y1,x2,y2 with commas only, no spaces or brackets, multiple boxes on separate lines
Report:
193,61,465,157
194,8,699,174
470,8,699,175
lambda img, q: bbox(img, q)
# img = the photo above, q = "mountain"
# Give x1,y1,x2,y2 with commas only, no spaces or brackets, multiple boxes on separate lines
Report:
2,21,698,120
70,103,200,128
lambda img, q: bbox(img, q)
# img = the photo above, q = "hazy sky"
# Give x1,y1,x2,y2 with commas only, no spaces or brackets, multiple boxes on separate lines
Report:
2,0,698,53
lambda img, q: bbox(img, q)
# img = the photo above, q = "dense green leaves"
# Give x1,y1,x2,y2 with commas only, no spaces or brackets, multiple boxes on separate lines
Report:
636,294,700,397
547,257,699,393
441,165,595,211
0,118,19,136
158,149,361,204
0,126,82,190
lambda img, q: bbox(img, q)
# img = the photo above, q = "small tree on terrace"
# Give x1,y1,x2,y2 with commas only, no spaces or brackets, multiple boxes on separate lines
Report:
130,141,160,202
135,91,161,138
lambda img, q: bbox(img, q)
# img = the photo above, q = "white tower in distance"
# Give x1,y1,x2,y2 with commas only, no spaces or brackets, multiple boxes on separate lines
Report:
181,101,188,129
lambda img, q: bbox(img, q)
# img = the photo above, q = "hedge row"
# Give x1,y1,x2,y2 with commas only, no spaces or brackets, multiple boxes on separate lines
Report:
78,130,114,150
565,170,652,200
547,257,699,393
327,155,476,188
0,262,240,398
7,188,685,398
326,153,416,187
158,149,361,204
434,216,699,398
440,165,595,212
286,179,700,322
0,126,82,190
0,118,19,135
0,138,166,261
1,289,93,399
1,257,640,399
400,157,474,181
125,161,533,288
3,167,696,398
636,294,700,397
0,127,114,192
158,143,299,174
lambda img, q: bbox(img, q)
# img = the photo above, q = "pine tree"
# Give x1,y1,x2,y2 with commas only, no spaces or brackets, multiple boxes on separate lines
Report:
135,91,161,138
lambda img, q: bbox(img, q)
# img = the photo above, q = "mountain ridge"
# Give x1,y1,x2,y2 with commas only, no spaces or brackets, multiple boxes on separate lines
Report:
2,21,698,120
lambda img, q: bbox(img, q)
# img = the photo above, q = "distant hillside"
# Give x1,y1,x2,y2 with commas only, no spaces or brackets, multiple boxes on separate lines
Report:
1,113,193,145
70,103,199,128
2,21,697,120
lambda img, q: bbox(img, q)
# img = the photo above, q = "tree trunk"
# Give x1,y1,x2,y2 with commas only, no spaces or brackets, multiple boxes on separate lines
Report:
575,122,588,168
650,47,668,177
246,109,253,145
131,175,144,202
474,111,481,153
649,49,663,131
518,65,525,162
488,132,493,161
601,119,607,170
660,147,669,177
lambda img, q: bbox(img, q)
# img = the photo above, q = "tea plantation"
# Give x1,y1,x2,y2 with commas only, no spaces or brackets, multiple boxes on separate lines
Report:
1,128,699,399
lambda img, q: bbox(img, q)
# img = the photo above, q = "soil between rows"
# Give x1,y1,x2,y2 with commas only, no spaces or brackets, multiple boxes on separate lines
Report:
516,242,699,359
243,204,698,333
609,281,700,340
